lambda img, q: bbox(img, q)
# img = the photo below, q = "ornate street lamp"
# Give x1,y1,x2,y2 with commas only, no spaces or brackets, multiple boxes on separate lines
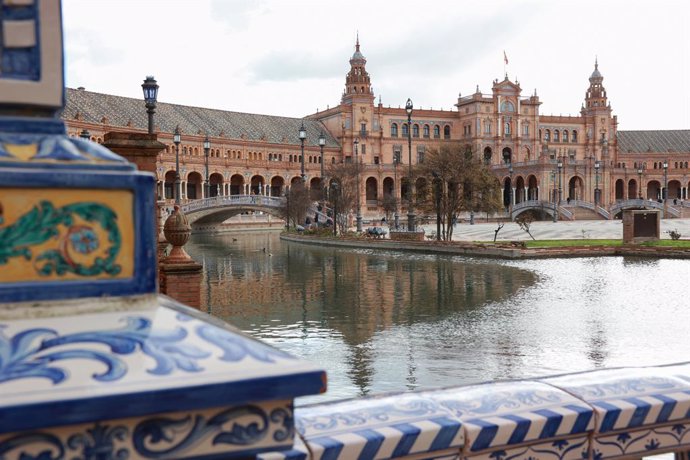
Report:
141,76,159,135
508,164,514,218
551,170,557,222
319,131,326,199
299,122,307,183
393,151,400,229
354,138,362,232
557,157,563,204
637,166,644,199
594,160,600,206
173,126,181,204
79,129,90,140
203,135,211,199
405,98,415,232
663,159,669,201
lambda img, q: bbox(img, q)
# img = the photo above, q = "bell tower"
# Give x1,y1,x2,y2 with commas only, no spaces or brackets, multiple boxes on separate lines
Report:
341,35,374,106
583,58,609,111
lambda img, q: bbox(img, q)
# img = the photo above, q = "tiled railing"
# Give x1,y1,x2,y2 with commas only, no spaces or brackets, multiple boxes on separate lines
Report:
259,362,690,460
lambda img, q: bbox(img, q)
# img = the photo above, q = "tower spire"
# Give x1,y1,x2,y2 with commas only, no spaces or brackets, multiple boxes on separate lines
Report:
342,34,373,105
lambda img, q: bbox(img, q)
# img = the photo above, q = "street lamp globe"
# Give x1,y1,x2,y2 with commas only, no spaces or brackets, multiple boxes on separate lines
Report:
299,123,307,140
318,132,326,147
405,98,413,116
173,126,181,145
141,76,159,135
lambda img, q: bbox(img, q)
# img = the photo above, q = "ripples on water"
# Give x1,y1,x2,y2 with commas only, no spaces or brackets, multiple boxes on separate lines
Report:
186,232,690,404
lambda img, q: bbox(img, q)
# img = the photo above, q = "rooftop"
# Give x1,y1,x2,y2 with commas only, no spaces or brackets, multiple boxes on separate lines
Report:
617,130,690,153
63,88,340,148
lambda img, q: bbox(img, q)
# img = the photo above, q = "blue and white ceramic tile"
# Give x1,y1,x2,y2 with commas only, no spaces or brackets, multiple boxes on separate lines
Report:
258,435,311,460
0,297,326,434
0,399,295,460
463,435,590,460
424,381,594,454
542,367,690,434
295,393,464,460
591,423,690,460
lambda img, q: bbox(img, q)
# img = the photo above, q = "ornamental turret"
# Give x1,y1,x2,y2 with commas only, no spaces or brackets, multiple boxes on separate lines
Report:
341,35,374,105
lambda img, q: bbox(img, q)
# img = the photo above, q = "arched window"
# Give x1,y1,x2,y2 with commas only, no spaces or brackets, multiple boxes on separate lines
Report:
500,100,515,112
413,124,419,138
545,130,551,142
554,130,560,142
443,125,451,139
434,125,440,138
504,121,511,135
563,130,569,143
183,147,187,155
423,124,430,138
391,123,398,137
572,130,578,142
402,123,409,137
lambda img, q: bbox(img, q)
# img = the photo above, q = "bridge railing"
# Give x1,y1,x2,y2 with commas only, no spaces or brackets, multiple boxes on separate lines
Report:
181,195,286,214
596,206,611,219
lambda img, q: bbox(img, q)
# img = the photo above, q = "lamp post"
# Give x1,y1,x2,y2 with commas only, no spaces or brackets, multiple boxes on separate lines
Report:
319,131,326,197
405,98,416,232
393,152,400,229
637,166,643,199
173,126,181,205
203,135,211,199
299,122,307,183
551,170,557,222
594,160,600,206
79,129,90,140
557,157,563,204
285,185,290,231
141,76,159,135
354,138,362,232
508,164,514,218
432,171,442,241
663,159,668,201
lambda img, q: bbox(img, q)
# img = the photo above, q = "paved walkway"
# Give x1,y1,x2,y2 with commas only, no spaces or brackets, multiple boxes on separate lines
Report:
417,218,690,241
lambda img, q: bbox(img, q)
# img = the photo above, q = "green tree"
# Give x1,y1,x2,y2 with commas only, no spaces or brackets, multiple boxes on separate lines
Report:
416,144,503,240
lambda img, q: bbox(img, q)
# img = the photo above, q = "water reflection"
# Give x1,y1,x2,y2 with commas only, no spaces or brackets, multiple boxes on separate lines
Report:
185,232,690,403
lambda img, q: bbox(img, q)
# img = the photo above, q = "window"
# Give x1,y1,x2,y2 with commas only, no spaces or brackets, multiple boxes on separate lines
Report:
374,156,380,165
522,123,529,136
485,120,492,134
402,123,409,137
563,130,569,143
434,125,440,138
572,130,578,142
545,129,551,142
413,124,419,138
504,122,511,136
554,130,560,142
361,144,366,155
417,145,425,164
444,125,451,139
345,156,352,163
423,124,430,138
391,123,398,137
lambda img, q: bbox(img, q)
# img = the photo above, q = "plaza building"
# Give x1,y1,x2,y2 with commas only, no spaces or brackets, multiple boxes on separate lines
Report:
62,39,690,220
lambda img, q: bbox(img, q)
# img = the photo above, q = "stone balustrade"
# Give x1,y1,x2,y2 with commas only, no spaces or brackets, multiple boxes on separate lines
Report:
256,362,690,460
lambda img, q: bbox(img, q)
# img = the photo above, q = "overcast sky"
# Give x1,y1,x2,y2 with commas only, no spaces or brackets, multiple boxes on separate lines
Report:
62,0,689,131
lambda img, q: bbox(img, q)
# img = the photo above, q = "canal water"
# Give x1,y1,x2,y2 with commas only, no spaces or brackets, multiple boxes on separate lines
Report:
186,232,690,404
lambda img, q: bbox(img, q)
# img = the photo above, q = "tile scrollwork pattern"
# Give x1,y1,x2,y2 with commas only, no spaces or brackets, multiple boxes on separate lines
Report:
0,432,65,460
196,324,295,363
0,201,121,277
67,423,129,460
132,405,292,458
0,317,209,384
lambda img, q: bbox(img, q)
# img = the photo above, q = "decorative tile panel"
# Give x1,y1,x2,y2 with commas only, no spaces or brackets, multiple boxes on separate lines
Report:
296,393,463,459
0,297,326,434
463,435,589,460
0,399,295,460
425,381,594,455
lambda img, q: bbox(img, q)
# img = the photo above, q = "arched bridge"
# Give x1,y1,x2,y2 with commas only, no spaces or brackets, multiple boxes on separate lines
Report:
180,195,286,224
510,198,680,221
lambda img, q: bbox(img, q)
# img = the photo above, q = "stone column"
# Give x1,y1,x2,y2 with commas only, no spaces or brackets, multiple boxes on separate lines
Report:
160,205,202,309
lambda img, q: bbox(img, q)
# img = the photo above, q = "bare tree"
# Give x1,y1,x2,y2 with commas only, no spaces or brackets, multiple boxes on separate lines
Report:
416,144,503,240
515,213,536,240
280,182,311,229
325,160,362,234
493,222,505,242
